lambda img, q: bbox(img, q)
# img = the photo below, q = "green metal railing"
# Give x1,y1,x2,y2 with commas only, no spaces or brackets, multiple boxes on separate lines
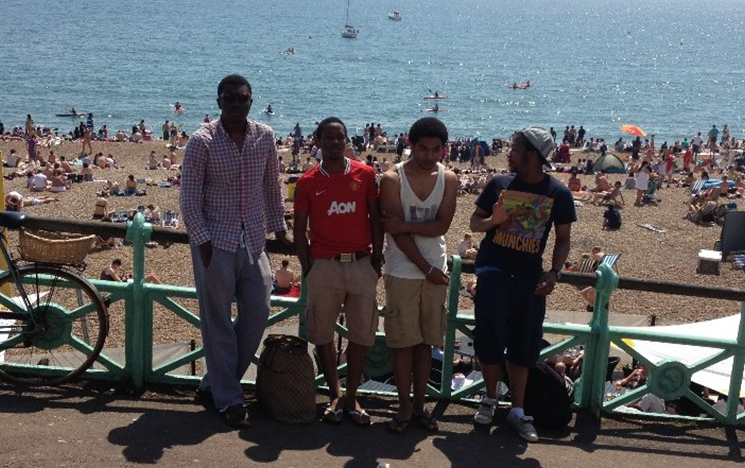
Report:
1,213,744,425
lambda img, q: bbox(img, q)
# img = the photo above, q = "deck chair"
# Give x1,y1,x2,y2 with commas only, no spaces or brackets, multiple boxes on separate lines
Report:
714,204,729,225
688,178,706,195
689,201,718,225
642,179,661,203
600,253,621,269
576,257,599,274
601,188,625,207
162,211,180,228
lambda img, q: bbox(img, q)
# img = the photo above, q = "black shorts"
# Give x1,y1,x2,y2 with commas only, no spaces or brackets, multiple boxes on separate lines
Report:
474,270,546,367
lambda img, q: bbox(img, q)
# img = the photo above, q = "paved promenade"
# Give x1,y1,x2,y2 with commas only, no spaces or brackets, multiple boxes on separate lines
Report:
0,384,742,468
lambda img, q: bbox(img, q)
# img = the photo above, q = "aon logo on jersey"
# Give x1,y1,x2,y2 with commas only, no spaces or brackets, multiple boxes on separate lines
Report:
327,201,356,216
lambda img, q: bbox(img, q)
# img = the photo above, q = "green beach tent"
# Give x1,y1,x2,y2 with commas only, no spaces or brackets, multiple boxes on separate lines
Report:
594,153,626,174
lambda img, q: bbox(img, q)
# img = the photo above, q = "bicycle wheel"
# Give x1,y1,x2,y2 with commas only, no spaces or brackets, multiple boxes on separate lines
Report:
0,265,108,385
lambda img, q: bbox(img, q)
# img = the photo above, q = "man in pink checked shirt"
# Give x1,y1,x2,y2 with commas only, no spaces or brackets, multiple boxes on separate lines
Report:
180,74,290,429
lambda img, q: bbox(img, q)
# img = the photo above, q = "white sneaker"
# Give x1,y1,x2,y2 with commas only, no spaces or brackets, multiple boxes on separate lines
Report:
473,395,497,425
506,412,539,442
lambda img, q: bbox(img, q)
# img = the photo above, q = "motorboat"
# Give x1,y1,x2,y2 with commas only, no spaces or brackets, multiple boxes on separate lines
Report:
341,0,359,38
388,11,402,21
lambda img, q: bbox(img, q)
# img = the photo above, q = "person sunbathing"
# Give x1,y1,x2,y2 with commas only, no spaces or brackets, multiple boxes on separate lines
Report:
94,153,107,169
30,169,48,191
125,174,138,194
273,259,296,294
591,171,611,192
681,172,695,187
457,232,479,259
106,154,119,169
590,246,604,263
302,157,314,172
600,181,625,206
59,156,74,174
81,162,93,181
100,259,127,281
49,169,70,193
567,171,582,192
100,258,162,284
40,161,53,179
105,179,120,196
731,175,745,198
4,191,58,211
93,196,114,219
687,199,717,223
148,151,159,170
145,204,161,224
576,181,624,205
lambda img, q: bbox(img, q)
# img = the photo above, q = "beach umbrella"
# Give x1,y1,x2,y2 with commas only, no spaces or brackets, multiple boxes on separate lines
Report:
620,125,647,137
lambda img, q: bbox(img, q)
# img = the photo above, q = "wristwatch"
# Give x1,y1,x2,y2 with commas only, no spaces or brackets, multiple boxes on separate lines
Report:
549,268,562,279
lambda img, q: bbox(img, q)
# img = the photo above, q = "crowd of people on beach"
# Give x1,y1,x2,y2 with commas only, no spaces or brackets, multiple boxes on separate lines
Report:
1,113,187,249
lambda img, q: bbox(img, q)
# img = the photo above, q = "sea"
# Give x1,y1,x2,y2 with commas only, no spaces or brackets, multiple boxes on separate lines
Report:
1,0,744,143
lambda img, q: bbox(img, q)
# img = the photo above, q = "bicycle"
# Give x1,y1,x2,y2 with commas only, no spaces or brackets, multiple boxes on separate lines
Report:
0,211,108,385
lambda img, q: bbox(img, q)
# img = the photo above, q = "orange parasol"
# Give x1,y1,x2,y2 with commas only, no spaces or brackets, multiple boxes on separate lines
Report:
620,125,647,137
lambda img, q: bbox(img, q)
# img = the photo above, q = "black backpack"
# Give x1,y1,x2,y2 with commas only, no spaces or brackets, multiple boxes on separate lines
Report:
523,362,572,430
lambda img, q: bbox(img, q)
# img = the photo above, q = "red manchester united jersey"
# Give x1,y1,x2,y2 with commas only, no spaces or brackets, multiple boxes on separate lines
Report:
294,158,378,259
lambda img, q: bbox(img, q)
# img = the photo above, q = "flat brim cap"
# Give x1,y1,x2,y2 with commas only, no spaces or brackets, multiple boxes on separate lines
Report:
520,126,556,165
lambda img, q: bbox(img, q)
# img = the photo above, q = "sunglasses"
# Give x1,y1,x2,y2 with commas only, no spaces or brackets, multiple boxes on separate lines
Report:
219,93,251,104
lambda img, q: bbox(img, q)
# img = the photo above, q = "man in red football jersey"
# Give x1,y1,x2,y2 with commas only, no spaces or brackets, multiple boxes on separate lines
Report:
294,117,383,427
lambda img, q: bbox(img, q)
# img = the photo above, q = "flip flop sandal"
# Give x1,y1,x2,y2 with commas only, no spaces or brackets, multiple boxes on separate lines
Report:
345,408,371,427
323,406,344,424
413,413,439,432
386,416,410,434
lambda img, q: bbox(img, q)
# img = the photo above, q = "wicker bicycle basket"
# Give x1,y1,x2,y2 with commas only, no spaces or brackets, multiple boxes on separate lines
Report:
18,229,95,265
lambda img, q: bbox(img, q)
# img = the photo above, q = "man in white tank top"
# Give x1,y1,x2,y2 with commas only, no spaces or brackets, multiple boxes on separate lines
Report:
379,118,458,433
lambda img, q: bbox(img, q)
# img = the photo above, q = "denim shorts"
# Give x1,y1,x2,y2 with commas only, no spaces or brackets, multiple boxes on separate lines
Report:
473,270,546,367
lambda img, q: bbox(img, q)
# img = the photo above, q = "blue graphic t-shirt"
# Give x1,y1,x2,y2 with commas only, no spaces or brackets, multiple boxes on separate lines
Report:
474,174,576,279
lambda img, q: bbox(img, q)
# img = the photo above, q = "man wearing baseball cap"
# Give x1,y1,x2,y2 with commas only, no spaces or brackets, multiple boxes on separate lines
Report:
468,126,576,442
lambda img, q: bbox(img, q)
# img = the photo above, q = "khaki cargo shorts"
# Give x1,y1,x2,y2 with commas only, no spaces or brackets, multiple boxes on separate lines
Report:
383,275,448,348
304,258,379,347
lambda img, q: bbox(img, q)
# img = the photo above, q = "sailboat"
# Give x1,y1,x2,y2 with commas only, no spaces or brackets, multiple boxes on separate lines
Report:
341,0,359,38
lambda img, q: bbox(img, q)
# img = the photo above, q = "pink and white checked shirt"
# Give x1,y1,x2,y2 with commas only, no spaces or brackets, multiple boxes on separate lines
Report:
180,118,286,254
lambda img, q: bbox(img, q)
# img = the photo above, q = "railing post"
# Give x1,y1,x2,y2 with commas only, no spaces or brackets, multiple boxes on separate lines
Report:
124,213,152,391
726,301,745,424
579,263,618,415
441,255,462,399
297,276,308,340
